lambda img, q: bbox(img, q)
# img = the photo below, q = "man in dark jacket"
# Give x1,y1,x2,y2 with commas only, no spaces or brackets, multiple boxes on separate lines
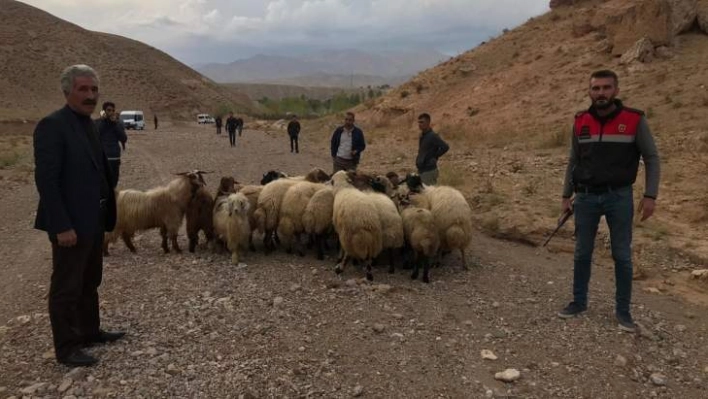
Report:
34,64,125,367
225,112,237,147
415,113,449,185
215,116,222,134
330,112,366,173
95,101,127,188
236,116,244,136
287,114,301,153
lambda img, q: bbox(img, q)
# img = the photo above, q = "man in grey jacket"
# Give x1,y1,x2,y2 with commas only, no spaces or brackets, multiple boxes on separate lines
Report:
415,113,449,185
95,101,127,188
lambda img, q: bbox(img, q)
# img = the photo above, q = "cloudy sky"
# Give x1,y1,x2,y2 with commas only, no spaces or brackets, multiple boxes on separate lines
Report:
22,0,549,65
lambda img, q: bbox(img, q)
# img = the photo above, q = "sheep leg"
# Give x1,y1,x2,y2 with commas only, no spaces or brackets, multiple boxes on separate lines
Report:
122,232,137,253
316,234,325,261
171,233,182,253
248,230,256,252
334,253,349,276
422,256,431,283
365,258,374,281
411,253,420,281
273,231,282,245
103,240,110,257
188,234,198,253
160,227,170,253
306,234,315,250
460,249,468,271
262,230,272,254
295,233,306,257
388,248,395,274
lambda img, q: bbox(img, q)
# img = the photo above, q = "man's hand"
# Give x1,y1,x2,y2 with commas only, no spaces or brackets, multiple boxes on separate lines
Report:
56,229,77,247
638,197,656,221
561,197,572,214
350,150,357,157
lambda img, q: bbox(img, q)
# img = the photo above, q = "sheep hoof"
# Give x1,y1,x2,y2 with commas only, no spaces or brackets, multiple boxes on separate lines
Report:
422,275,430,284
334,264,343,275
297,250,305,257
411,272,419,280
366,272,374,281
249,244,256,252
285,248,293,255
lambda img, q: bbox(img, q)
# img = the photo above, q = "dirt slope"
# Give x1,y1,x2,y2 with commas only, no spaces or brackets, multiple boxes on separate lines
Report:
0,0,254,122
352,0,708,264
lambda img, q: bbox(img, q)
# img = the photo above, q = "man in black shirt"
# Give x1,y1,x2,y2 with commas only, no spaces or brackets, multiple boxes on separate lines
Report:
225,112,237,147
34,64,125,367
287,114,301,153
95,101,127,188
415,113,449,185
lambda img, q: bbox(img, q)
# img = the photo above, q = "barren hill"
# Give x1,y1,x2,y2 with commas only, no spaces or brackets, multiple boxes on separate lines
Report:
0,0,254,122
351,0,708,264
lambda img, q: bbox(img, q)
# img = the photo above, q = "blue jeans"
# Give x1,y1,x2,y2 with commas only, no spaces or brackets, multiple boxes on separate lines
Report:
572,185,634,314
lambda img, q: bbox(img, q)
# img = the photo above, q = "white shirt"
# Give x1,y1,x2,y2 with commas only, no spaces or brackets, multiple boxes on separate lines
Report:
336,127,354,159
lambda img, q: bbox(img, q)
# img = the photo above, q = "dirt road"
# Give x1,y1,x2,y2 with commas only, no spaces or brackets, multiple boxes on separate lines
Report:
1,123,707,398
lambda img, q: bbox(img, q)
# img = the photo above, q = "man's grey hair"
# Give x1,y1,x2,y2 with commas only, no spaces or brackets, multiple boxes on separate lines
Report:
60,64,99,95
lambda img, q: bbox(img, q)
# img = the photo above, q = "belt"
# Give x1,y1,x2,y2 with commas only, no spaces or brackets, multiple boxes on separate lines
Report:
574,184,626,194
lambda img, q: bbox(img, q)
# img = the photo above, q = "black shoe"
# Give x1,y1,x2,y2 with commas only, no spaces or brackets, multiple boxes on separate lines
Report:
616,312,637,333
557,302,587,319
86,330,126,345
58,349,98,367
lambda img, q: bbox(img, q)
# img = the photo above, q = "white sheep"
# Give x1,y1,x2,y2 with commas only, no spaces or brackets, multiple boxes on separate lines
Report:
302,186,335,260
252,167,329,253
331,171,383,281
399,196,440,283
367,191,404,273
213,193,251,264
277,181,326,256
405,177,473,269
237,184,264,251
104,171,204,255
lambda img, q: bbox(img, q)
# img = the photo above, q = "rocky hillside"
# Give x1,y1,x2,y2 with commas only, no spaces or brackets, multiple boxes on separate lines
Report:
0,0,254,122
351,0,708,263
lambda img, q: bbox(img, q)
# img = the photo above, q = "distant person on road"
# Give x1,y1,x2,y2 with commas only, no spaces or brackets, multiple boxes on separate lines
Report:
225,112,237,147
33,64,125,368
236,116,244,136
215,115,222,134
331,112,366,173
287,114,301,153
95,101,127,188
154,114,158,130
415,113,449,185
557,69,661,333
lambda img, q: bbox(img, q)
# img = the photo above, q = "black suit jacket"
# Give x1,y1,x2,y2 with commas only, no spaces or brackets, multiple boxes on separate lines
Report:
34,105,117,239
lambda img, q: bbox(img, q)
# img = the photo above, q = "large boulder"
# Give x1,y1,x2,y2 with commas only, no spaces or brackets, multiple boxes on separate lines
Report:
620,37,655,64
592,0,698,55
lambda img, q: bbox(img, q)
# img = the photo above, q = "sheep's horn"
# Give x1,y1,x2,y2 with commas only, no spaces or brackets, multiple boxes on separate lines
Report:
175,172,188,176
195,170,214,174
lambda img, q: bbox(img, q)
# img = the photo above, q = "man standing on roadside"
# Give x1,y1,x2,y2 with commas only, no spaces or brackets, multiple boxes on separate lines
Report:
558,69,660,333
154,114,158,130
215,115,222,135
330,112,366,173
34,64,125,367
225,111,237,147
415,113,449,185
95,101,127,188
236,115,244,136
287,114,301,153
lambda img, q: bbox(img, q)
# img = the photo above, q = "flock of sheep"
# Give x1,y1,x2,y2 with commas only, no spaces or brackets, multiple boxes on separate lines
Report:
102,167,473,283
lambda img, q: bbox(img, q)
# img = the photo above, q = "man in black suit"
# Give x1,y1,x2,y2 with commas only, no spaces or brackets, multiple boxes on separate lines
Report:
34,64,125,367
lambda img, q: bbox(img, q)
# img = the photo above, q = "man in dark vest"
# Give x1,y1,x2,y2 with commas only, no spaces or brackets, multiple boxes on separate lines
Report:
558,69,660,333
330,112,366,173
225,112,237,147
34,64,125,367
215,115,222,134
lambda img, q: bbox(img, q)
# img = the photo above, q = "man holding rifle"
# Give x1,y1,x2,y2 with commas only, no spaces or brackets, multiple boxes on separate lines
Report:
557,70,660,333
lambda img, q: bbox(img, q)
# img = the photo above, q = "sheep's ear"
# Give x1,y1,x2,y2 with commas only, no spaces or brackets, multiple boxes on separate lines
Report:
227,199,235,216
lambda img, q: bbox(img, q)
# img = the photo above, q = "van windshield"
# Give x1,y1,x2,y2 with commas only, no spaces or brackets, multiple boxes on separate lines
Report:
119,114,133,121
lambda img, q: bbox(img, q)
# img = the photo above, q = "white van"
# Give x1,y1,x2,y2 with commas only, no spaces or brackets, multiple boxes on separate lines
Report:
197,113,215,124
119,110,145,130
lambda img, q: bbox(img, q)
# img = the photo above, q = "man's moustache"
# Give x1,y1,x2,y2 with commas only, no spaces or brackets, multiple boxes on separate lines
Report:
83,100,97,105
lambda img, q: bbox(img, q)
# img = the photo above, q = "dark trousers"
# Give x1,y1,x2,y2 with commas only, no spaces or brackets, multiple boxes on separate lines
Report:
332,157,358,174
107,159,120,188
49,233,104,359
572,185,634,314
228,130,236,147
216,126,221,134
238,126,242,136
290,135,299,153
